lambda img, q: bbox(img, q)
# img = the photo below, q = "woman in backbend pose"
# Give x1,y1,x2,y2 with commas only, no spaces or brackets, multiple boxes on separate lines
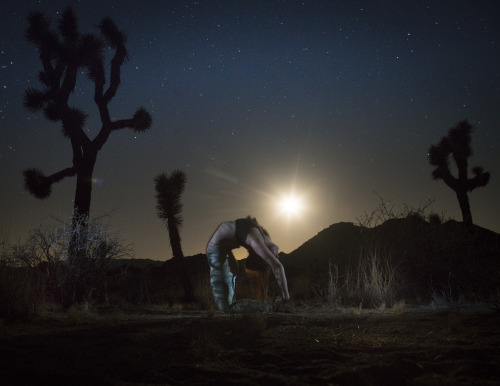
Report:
206,216,291,313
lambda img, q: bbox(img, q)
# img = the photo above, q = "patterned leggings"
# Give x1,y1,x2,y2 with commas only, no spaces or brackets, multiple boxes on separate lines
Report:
207,247,272,313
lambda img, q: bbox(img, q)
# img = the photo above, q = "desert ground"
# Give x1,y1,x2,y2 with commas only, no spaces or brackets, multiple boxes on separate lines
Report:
0,304,498,385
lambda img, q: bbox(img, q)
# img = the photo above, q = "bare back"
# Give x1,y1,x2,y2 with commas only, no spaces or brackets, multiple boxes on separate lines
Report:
206,221,240,251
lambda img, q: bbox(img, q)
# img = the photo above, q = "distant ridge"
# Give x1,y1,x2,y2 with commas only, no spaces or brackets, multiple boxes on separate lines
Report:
280,222,362,274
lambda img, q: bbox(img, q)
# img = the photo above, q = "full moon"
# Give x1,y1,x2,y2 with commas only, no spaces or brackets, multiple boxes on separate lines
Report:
279,195,303,216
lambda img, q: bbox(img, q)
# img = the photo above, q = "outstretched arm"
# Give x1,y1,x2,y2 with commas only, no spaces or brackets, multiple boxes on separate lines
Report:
247,229,290,301
264,233,280,258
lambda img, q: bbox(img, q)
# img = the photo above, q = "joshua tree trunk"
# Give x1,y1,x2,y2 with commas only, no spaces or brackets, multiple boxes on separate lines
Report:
65,152,96,306
455,189,473,228
154,170,195,303
167,218,195,303
73,152,97,219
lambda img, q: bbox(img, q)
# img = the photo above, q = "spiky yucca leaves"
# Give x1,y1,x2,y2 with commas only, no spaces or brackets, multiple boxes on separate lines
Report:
24,11,52,45
23,168,51,199
99,16,127,49
43,102,62,122
428,120,490,226
58,7,78,42
154,170,186,232
131,107,153,132
23,87,47,111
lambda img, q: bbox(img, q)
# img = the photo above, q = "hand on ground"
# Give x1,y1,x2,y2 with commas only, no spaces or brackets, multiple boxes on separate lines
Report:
274,299,295,313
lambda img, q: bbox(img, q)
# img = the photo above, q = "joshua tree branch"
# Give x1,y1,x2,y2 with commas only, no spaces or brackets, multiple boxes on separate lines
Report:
103,45,126,104
48,166,77,183
110,119,135,131
467,172,490,191
60,65,78,102
439,173,458,191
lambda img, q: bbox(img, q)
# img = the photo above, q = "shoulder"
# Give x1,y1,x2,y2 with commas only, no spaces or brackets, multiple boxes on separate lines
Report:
219,220,236,233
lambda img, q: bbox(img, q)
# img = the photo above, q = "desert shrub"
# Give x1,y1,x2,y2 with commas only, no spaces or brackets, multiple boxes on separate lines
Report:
60,212,134,306
3,211,133,313
355,193,435,229
0,208,51,318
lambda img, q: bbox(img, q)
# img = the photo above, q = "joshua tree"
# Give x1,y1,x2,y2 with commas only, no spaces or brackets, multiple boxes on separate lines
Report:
154,170,195,302
428,120,490,227
22,7,152,227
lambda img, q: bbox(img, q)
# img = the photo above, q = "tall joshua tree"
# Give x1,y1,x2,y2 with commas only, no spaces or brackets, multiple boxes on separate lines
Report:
428,120,490,227
154,170,195,302
22,7,152,225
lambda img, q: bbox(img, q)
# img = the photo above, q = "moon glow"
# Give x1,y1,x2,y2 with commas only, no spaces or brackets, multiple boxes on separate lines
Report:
279,195,303,216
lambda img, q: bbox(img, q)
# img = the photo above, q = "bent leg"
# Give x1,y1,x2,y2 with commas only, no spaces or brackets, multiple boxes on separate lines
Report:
207,248,272,313
207,248,234,313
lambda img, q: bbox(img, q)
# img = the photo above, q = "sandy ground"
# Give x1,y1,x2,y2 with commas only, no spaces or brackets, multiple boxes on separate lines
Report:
0,304,499,385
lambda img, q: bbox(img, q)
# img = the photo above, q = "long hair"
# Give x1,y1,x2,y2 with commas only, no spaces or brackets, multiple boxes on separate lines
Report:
245,215,270,238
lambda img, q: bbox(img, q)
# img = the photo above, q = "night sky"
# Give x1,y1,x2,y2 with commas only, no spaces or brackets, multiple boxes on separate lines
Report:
1,0,499,261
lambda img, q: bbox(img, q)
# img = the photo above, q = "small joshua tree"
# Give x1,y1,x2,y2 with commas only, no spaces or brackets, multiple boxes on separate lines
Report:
428,120,490,227
22,7,152,228
154,170,195,302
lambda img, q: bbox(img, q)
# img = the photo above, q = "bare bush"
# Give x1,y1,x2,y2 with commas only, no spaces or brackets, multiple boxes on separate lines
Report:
356,192,437,229
0,210,48,319
4,211,133,311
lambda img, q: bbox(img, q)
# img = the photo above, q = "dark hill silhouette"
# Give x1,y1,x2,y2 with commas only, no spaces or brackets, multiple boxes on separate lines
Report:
278,217,500,301
280,222,362,276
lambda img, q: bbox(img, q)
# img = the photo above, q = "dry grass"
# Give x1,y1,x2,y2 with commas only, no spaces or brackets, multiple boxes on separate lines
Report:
323,247,400,310
349,303,363,315
392,300,406,315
